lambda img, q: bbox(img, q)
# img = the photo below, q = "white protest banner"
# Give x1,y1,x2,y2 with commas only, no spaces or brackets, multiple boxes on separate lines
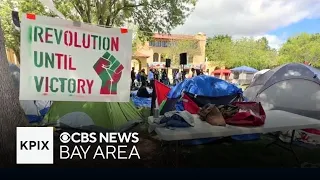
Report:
20,14,132,102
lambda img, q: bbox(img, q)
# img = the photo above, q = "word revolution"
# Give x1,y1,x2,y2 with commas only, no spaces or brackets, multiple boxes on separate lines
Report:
30,26,119,51
29,25,120,95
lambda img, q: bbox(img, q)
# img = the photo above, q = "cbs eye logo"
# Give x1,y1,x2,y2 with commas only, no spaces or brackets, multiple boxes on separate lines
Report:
59,132,71,143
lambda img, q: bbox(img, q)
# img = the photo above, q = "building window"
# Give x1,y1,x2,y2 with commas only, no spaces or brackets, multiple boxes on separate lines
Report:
153,53,159,62
162,41,168,47
149,40,169,47
149,41,155,46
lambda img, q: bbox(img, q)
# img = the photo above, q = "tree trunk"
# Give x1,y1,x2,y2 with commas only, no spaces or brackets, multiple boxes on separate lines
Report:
0,19,28,167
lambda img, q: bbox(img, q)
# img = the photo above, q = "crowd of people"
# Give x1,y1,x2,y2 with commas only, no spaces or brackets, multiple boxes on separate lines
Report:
131,68,170,89
130,67,209,98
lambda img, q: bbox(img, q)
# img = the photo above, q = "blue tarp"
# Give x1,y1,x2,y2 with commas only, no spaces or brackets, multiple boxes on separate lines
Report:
130,89,153,108
131,96,151,108
167,75,243,98
231,66,258,73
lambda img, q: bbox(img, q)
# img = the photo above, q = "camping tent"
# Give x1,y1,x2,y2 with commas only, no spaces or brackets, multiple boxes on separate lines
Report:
252,69,270,82
244,63,320,119
8,63,52,123
230,66,258,85
43,101,142,132
20,100,52,123
244,63,320,145
160,75,243,115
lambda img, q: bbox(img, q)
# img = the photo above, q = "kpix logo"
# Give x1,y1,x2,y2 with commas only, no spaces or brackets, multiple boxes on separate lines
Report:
20,140,50,150
16,127,54,164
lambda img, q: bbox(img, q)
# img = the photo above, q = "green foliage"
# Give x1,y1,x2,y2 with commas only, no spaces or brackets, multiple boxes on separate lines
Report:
53,0,197,39
0,1,16,55
279,33,320,67
206,33,320,69
206,35,278,69
0,0,58,63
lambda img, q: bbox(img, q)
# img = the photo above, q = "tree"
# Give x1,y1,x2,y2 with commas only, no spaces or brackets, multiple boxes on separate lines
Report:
0,0,57,63
0,19,28,167
206,36,232,67
0,1,20,63
54,0,198,42
60,0,198,38
0,0,198,62
279,33,320,67
206,35,278,69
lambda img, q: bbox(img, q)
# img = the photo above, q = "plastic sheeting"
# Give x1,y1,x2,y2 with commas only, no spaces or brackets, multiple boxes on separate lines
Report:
131,96,151,108
231,66,258,73
167,75,242,98
130,88,153,108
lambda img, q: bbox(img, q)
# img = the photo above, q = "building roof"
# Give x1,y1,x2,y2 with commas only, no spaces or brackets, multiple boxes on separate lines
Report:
133,52,149,58
153,33,196,40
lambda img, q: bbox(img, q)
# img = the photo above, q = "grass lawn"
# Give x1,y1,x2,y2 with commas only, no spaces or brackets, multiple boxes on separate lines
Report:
42,108,320,168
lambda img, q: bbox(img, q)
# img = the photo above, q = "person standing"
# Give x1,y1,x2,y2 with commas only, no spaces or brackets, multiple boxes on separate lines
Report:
154,69,159,81
148,69,154,89
140,69,147,86
136,70,141,86
204,69,209,75
181,70,186,81
173,70,177,85
191,68,196,78
161,69,168,85
131,67,136,89
199,69,204,75
175,71,181,84
196,69,201,76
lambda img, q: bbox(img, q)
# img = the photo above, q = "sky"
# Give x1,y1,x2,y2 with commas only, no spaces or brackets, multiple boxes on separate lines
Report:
172,0,320,49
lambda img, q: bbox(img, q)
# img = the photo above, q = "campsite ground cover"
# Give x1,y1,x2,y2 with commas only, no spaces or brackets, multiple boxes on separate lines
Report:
27,108,320,168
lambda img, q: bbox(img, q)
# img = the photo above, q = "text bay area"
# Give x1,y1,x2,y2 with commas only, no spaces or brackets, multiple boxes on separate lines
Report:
34,76,93,94
60,145,140,160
